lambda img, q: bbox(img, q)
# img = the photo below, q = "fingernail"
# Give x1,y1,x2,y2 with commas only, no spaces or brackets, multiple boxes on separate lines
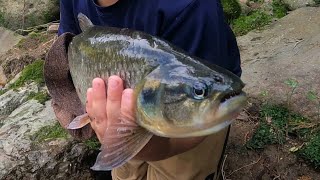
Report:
93,80,101,89
109,78,119,89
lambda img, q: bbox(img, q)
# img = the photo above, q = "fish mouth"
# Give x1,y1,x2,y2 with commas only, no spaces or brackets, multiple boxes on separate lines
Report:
214,91,247,122
220,89,244,103
187,92,247,137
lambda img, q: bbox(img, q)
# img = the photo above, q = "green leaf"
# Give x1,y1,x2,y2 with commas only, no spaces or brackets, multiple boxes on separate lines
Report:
260,90,268,97
307,91,318,101
284,79,298,88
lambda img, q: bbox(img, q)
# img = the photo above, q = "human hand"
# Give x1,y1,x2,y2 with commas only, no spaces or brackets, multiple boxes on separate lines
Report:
86,76,136,142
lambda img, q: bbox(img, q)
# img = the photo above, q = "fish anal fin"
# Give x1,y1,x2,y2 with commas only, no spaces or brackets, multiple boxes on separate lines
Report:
67,113,91,130
91,117,153,171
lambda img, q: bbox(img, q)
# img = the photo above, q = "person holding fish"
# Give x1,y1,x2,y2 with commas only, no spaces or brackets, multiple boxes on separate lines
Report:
45,0,245,179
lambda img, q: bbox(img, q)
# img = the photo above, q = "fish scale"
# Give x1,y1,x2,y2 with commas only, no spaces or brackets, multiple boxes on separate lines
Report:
66,13,247,171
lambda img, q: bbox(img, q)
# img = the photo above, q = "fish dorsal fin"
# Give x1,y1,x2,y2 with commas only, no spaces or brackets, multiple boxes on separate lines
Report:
77,13,94,32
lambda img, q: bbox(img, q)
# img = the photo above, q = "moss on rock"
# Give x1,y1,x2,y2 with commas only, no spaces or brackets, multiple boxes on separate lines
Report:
84,137,101,150
27,91,51,105
221,0,242,22
31,123,69,143
272,0,289,18
231,11,272,36
9,59,45,89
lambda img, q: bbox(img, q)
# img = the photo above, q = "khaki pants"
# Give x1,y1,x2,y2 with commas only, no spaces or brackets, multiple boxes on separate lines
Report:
112,127,229,180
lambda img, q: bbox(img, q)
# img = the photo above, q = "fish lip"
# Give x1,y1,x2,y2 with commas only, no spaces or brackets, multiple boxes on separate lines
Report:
217,92,247,117
220,89,245,103
145,120,234,138
220,92,247,106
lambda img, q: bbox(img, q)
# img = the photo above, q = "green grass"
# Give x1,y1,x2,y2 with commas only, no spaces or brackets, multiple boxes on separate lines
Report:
228,0,290,36
298,132,320,169
231,11,272,36
221,0,242,22
31,123,69,143
84,137,101,150
27,91,51,104
1,60,47,101
9,59,45,89
0,10,8,27
28,32,49,43
272,0,289,18
314,0,320,5
0,89,7,96
16,38,26,48
246,104,312,149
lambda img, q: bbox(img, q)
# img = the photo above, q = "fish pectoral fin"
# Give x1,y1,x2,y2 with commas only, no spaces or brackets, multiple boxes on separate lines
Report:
91,117,153,171
67,113,91,130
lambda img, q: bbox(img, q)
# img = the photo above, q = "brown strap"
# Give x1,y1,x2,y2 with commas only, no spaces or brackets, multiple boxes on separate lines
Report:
44,32,94,140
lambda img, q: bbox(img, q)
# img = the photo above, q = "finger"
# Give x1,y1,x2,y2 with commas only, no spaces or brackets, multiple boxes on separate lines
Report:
120,89,136,122
86,88,93,115
107,75,123,123
92,78,107,124
86,87,98,131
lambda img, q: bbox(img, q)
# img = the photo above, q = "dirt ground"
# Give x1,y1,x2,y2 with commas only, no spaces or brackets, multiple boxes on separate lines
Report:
223,7,320,180
223,99,319,180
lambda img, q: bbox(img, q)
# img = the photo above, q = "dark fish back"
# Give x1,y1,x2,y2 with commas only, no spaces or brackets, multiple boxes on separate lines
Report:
68,26,176,104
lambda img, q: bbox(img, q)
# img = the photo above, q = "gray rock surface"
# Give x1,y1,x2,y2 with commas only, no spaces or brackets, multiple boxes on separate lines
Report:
0,28,23,86
0,100,54,178
239,7,320,117
0,99,96,180
282,0,316,10
0,27,23,55
0,75,100,179
0,0,59,30
0,82,38,116
0,66,6,87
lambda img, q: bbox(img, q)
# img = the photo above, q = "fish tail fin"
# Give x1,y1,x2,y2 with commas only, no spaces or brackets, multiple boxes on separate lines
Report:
91,117,153,171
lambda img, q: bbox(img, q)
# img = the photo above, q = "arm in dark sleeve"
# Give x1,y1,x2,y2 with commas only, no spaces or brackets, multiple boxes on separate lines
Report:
161,0,241,77
58,0,81,36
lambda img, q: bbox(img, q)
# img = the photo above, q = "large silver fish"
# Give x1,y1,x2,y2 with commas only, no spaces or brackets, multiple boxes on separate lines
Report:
67,13,247,171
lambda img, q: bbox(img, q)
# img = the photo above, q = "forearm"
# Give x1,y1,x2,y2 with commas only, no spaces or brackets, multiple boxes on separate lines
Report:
134,135,206,161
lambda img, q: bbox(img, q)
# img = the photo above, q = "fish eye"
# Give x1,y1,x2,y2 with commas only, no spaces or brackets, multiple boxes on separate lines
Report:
192,82,208,100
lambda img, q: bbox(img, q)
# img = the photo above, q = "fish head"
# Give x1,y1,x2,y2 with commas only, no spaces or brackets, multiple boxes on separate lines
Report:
135,58,247,138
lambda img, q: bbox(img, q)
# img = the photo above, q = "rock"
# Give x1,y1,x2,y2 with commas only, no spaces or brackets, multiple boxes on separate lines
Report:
282,0,316,10
238,7,320,118
0,71,107,179
0,82,38,116
0,66,6,87
3,72,21,89
0,0,59,31
0,100,48,179
239,2,252,15
0,27,23,55
0,99,98,179
239,0,248,3
0,33,54,81
47,23,59,34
